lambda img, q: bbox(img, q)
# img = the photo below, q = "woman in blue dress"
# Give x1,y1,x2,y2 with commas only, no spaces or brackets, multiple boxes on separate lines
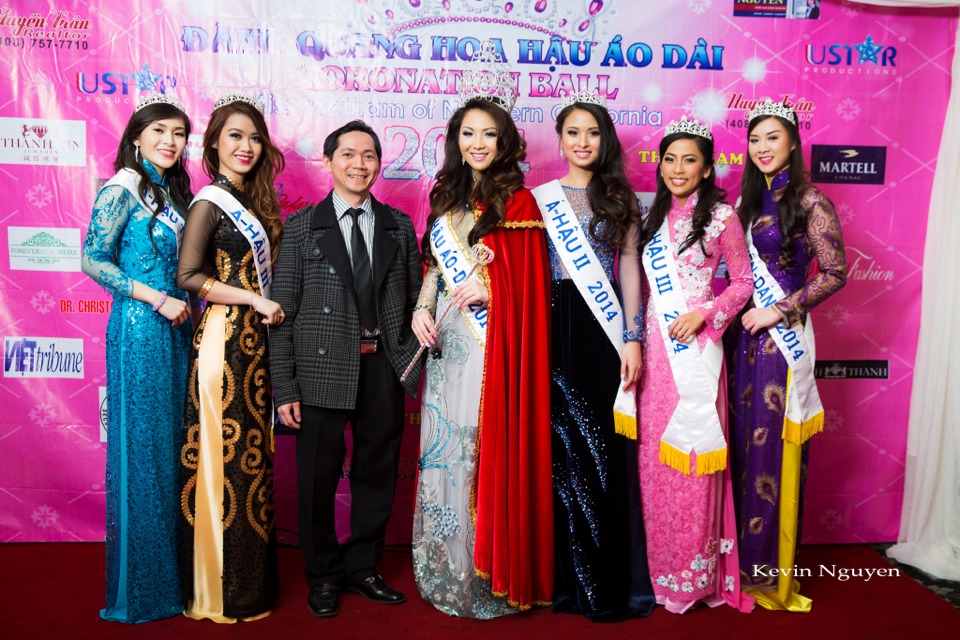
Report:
81,95,193,623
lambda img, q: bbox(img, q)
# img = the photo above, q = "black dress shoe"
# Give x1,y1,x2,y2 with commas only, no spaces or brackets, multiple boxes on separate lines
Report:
346,575,406,604
308,583,340,618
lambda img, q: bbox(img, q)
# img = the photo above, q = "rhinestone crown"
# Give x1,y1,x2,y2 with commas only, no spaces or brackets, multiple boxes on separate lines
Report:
664,115,713,141
747,99,797,125
458,39,518,112
134,93,185,113
561,89,607,110
214,92,266,114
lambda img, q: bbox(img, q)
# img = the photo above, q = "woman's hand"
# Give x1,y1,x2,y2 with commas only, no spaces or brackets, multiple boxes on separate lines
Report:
451,278,488,310
251,294,285,325
412,309,437,347
741,307,782,335
620,341,643,392
668,310,705,343
157,295,189,327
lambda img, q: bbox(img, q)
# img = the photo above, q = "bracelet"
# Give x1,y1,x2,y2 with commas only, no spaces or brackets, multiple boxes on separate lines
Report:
197,277,215,301
151,291,167,312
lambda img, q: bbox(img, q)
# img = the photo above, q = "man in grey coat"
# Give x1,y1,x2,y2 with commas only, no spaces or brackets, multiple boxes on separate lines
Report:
270,120,422,618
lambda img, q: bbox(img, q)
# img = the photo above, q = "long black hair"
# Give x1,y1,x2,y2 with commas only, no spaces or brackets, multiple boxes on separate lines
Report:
639,131,726,255
738,114,810,269
555,101,638,250
113,102,193,234
421,98,526,263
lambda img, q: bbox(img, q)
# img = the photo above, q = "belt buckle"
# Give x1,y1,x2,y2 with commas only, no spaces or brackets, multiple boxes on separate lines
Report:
360,337,378,354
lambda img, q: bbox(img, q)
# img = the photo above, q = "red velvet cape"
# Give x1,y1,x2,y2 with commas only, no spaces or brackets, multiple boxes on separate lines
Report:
471,188,554,609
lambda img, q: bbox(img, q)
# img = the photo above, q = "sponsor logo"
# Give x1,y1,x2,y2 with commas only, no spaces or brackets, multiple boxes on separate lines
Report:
810,145,886,184
3,337,84,379
815,360,889,380
636,149,746,166
99,386,108,442
59,298,114,313
845,246,895,282
8,227,81,271
0,117,85,166
0,8,92,40
734,0,789,19
726,93,816,126
76,63,178,103
804,35,897,76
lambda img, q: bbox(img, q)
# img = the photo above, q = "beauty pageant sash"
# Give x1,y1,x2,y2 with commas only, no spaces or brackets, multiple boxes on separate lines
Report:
746,233,824,444
429,212,489,346
105,168,185,249
642,217,726,475
533,181,637,439
192,185,273,299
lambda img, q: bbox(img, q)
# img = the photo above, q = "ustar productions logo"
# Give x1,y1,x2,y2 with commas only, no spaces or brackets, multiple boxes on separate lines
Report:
3,337,84,379
0,117,85,166
8,227,81,271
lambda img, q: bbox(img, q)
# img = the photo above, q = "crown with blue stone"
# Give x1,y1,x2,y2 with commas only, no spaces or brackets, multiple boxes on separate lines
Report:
458,39,518,112
214,91,266,114
134,93,185,113
747,99,797,125
561,90,607,110
664,115,712,141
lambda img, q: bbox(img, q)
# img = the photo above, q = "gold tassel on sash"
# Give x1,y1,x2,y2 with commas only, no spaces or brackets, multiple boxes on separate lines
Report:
695,447,728,476
781,369,825,446
614,410,637,440
659,440,691,475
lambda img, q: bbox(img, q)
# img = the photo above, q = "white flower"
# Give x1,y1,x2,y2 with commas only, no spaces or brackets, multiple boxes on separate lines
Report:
697,574,709,589
681,581,694,593
720,538,735,554
725,576,735,591
690,554,708,571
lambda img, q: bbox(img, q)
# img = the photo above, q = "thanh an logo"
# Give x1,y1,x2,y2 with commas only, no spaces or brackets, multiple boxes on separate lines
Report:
8,227,81,271
810,145,886,185
3,337,84,379
0,117,85,166
804,35,897,76
815,360,889,380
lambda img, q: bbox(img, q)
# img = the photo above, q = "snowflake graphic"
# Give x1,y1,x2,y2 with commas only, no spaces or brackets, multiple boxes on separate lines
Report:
836,203,855,226
825,409,844,433
840,1,862,17
25,184,53,208
687,0,712,14
29,403,57,426
30,290,56,314
825,305,851,327
683,89,727,126
819,508,843,531
31,505,59,529
836,98,861,122
742,57,767,83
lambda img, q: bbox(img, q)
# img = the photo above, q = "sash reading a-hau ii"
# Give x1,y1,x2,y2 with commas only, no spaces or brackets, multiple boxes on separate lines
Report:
532,181,637,440
746,233,823,444
429,211,488,346
642,216,726,476
192,185,273,299
105,168,185,249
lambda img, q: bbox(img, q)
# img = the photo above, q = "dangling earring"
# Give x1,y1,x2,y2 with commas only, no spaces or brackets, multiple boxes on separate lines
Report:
461,156,465,165
134,145,140,163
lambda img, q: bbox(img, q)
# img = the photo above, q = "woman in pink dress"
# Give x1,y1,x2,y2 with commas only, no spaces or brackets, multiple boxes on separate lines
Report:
636,117,754,614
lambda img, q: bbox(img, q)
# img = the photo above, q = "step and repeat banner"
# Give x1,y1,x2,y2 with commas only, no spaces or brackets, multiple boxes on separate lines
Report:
1,0,955,545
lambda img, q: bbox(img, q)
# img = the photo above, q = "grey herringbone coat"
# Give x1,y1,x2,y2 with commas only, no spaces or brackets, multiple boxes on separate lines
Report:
269,192,423,410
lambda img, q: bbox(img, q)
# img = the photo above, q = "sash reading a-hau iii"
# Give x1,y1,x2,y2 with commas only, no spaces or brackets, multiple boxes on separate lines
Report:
642,215,726,475
745,232,823,444
191,185,273,299
429,211,488,346
532,180,637,440
105,168,185,249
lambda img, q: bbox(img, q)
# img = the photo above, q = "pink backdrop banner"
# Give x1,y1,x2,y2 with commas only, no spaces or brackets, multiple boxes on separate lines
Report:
0,0,954,546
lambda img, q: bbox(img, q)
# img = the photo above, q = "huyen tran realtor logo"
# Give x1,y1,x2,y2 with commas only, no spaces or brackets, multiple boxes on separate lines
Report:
3,337,84,378
8,227,81,271
0,117,86,166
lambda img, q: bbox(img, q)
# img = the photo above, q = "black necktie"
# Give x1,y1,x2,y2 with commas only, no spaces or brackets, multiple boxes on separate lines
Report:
347,207,377,331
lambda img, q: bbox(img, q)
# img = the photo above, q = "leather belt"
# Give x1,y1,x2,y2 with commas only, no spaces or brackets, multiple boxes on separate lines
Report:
360,336,379,354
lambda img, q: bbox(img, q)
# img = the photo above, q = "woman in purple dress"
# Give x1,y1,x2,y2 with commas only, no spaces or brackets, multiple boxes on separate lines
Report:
727,100,847,612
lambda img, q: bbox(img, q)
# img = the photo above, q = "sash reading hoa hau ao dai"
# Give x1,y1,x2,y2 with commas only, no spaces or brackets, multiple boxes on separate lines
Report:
746,233,824,444
532,181,637,439
192,185,273,299
642,216,726,475
429,211,489,346
105,168,185,249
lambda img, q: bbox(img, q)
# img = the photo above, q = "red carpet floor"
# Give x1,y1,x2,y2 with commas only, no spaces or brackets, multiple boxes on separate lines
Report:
2,543,957,638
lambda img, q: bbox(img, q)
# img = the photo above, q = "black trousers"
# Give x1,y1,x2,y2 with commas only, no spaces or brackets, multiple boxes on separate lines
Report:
296,348,405,587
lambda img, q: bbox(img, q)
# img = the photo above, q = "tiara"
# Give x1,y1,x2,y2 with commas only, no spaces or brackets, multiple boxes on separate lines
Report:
664,115,713,141
561,90,607,110
135,93,185,113
458,39,518,112
747,99,797,125
214,92,266,114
